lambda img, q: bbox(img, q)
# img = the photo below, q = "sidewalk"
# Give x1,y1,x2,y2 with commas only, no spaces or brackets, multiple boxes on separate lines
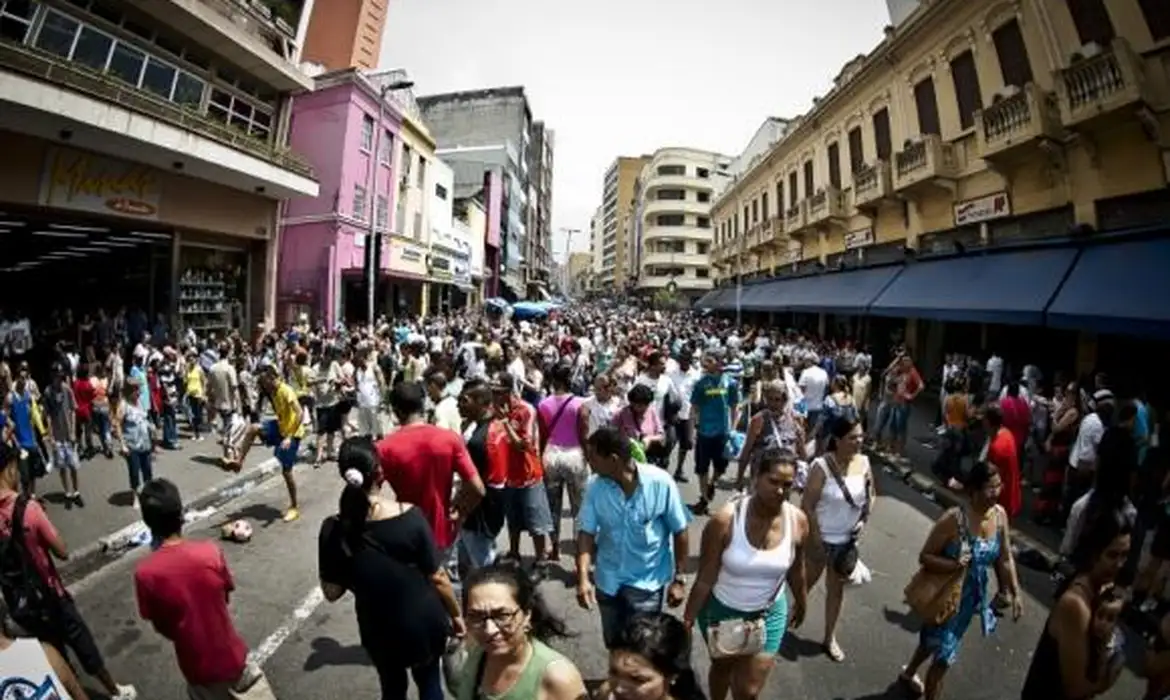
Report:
866,397,1064,572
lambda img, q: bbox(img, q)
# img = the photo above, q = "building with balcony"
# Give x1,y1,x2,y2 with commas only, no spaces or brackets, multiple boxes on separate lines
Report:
704,0,1170,381
632,147,732,300
593,155,650,291
301,0,385,71
525,120,555,298
418,87,544,300
457,194,487,306
0,0,320,331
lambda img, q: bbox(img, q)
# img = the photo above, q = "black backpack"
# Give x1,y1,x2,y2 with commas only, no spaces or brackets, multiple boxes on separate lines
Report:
0,495,60,631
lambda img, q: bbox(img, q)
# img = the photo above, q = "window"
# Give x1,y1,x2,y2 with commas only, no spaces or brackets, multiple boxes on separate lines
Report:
751,199,759,223
742,205,749,230
872,108,892,159
435,183,448,200
0,0,36,42
787,172,798,208
360,114,374,152
802,160,814,198
846,128,865,174
401,145,414,177
696,168,710,178
380,130,393,164
72,26,113,71
107,41,145,86
827,142,842,189
1065,0,1115,46
698,242,710,254
35,10,79,57
208,88,271,138
993,19,1034,87
417,158,426,188
1138,0,1170,41
657,165,685,176
913,77,942,135
140,56,176,99
656,189,686,200
761,192,769,220
353,185,368,222
696,268,709,278
656,214,685,226
697,191,711,203
375,195,388,230
172,71,203,107
697,216,710,228
950,50,983,130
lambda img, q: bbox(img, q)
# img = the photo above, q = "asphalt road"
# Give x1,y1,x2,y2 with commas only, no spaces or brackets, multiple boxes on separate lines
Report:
59,453,1147,700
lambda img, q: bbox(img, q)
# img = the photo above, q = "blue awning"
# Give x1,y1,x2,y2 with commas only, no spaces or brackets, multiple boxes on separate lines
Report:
763,266,903,315
695,289,721,308
741,279,788,311
1046,237,1170,339
869,247,1079,325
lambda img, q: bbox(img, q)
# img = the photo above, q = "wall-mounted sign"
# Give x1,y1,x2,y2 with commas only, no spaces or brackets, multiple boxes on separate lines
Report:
844,227,874,250
780,248,801,265
388,240,428,277
954,191,1011,226
39,147,162,219
430,254,453,281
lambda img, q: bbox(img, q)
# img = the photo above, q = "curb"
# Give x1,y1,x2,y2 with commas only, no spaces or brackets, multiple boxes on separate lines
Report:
59,457,282,585
866,449,1061,573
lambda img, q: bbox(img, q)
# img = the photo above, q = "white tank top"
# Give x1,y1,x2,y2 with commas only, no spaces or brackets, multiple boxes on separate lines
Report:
0,637,73,698
814,454,869,544
712,498,796,611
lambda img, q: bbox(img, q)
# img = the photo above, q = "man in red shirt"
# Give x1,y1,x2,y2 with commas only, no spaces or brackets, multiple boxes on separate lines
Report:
377,381,485,556
134,478,275,699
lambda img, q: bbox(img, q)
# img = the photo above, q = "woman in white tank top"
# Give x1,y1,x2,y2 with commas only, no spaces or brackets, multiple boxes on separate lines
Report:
800,415,875,664
683,451,810,700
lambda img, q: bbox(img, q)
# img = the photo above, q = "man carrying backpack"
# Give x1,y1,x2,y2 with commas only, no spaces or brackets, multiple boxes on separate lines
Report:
0,442,138,699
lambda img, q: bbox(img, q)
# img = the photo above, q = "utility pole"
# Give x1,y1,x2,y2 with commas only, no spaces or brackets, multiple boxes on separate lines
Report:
364,77,414,329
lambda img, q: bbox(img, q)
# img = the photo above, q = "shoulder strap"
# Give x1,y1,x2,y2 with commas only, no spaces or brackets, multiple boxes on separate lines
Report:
824,455,860,510
546,396,574,436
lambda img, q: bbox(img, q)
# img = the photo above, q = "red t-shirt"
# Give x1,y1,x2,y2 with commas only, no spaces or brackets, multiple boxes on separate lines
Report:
72,379,95,422
0,492,67,597
988,427,1021,518
134,540,248,686
376,424,478,550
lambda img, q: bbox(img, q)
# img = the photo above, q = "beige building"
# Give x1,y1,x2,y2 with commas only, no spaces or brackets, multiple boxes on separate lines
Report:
633,147,732,299
566,251,593,296
709,0,1170,372
595,155,650,290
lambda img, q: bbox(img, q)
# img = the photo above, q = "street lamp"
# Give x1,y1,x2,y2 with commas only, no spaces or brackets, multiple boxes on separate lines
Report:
364,78,415,329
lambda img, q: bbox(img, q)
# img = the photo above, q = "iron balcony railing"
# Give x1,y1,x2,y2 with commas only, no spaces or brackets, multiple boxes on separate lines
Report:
0,38,314,179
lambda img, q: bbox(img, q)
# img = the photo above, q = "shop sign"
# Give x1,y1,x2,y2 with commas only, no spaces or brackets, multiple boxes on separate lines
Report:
39,147,162,219
429,254,454,281
844,228,874,250
388,241,428,277
954,191,1011,227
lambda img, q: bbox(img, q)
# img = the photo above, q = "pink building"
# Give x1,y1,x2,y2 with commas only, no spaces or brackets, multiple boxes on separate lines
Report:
277,68,404,327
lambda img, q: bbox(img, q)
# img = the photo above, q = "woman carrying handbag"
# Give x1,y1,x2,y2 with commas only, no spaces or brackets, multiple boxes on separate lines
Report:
683,451,809,700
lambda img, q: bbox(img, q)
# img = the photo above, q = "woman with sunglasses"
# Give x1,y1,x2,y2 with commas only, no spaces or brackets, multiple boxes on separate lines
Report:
455,562,586,700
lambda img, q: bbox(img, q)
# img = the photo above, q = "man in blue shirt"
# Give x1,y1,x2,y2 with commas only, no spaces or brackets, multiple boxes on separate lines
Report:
576,426,691,649
688,350,739,514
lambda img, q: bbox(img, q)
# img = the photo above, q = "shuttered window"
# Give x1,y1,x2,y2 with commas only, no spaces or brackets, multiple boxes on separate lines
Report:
1139,0,1170,41
827,142,842,188
1065,0,1115,46
776,181,784,213
993,18,1033,87
913,77,942,135
761,192,769,220
847,127,864,171
788,172,798,208
950,50,983,130
872,108,892,160
803,160,815,198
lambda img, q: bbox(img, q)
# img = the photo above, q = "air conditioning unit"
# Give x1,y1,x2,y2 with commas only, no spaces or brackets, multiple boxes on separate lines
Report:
991,85,1023,103
903,134,924,148
1070,42,1104,63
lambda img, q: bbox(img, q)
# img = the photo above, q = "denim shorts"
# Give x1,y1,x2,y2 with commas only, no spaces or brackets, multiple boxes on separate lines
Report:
598,585,665,649
53,441,80,470
504,482,553,536
889,404,910,438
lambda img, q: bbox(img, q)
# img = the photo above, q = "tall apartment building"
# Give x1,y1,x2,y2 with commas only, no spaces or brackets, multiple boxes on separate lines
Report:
633,148,732,301
418,87,542,300
0,0,319,329
594,156,650,290
301,0,387,71
525,120,555,295
707,0,1170,381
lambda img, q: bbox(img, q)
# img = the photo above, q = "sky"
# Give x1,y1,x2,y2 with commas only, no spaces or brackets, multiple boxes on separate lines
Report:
379,0,891,262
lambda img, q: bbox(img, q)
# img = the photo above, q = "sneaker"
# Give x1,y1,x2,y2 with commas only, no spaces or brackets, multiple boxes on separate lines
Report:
111,684,138,700
282,507,300,522
73,492,85,508
673,470,689,484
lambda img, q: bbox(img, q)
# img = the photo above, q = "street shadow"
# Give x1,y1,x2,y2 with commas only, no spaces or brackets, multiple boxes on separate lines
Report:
41,491,69,505
302,636,371,671
219,502,285,528
777,632,823,661
190,454,227,468
832,684,905,700
107,490,135,507
882,605,921,633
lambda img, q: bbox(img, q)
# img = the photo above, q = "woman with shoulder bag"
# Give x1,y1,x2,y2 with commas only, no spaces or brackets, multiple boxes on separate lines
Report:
799,416,874,663
898,461,1022,700
683,451,809,700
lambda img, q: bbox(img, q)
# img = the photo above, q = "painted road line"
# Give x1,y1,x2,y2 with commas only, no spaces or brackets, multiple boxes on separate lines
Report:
250,586,326,667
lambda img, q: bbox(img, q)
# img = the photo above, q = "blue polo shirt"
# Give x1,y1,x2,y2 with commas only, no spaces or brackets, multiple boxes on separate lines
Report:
690,373,738,438
578,464,691,596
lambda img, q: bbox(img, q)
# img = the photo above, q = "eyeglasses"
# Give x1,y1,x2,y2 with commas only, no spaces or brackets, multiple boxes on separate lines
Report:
465,607,522,631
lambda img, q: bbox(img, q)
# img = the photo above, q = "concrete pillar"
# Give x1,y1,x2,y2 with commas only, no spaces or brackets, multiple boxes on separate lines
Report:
420,282,431,318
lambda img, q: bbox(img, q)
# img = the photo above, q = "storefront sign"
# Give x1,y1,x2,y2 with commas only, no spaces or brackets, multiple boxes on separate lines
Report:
429,254,453,281
844,228,874,250
954,191,1011,226
388,240,428,277
39,147,162,219
454,261,472,289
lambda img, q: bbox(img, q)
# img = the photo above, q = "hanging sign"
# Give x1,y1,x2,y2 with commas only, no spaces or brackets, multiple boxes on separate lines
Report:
954,191,1011,226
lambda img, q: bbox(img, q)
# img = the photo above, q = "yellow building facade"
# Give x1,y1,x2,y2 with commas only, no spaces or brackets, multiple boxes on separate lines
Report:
596,156,651,289
711,0,1169,282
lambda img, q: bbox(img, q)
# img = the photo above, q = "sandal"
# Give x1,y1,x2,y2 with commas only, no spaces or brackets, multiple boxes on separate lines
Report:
824,639,845,662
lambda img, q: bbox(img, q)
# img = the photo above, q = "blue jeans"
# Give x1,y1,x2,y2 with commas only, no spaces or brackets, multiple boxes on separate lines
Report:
92,410,111,451
597,585,664,649
185,396,204,438
125,450,154,492
160,405,179,448
371,653,443,700
457,529,497,574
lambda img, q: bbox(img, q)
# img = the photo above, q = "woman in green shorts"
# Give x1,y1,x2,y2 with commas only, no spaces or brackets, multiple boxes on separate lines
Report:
684,451,810,700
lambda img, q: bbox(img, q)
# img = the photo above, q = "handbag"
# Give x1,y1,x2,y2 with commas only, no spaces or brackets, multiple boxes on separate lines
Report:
904,509,970,625
822,455,868,577
705,499,787,659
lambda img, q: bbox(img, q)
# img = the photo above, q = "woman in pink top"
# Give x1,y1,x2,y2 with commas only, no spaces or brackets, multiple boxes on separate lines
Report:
537,364,587,560
614,383,666,455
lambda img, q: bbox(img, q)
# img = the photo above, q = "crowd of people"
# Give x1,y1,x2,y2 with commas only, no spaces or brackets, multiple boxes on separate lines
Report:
0,300,1165,700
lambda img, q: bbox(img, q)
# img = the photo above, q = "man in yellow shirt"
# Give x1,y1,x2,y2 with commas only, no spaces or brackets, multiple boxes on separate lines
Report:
225,365,303,521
